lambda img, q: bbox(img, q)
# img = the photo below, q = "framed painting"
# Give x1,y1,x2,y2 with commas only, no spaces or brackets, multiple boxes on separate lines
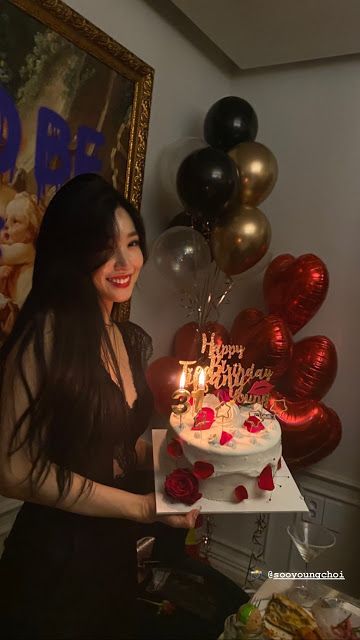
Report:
0,0,154,337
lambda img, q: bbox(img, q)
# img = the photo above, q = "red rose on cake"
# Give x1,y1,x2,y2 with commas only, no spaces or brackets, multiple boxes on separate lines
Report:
164,468,202,505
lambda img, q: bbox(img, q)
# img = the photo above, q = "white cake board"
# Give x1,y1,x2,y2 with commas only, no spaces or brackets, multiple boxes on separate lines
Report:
152,429,308,515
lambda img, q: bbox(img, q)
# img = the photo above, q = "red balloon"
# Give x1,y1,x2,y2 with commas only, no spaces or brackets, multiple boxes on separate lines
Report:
267,391,342,469
278,335,337,400
292,408,342,468
262,254,295,313
230,308,293,380
230,308,264,343
146,357,182,415
173,321,229,361
263,254,329,334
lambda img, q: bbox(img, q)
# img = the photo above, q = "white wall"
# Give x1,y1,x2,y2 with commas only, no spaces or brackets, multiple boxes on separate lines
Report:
228,58,360,488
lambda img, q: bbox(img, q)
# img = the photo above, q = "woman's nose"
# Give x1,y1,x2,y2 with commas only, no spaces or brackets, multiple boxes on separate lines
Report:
114,249,130,268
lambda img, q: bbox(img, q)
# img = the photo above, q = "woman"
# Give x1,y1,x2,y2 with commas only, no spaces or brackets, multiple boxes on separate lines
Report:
0,174,198,639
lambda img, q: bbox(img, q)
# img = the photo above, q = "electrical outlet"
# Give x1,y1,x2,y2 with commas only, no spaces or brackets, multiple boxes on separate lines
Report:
302,491,325,524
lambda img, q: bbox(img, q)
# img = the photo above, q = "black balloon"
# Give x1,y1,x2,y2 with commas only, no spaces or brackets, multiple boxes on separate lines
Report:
167,211,191,229
204,96,258,152
176,147,239,219
166,211,210,236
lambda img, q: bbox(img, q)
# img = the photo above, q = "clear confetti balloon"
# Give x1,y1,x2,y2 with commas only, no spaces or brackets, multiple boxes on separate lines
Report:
151,226,211,290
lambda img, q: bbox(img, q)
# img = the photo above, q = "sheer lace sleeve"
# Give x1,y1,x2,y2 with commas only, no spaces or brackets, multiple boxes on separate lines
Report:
121,321,153,369
0,316,54,461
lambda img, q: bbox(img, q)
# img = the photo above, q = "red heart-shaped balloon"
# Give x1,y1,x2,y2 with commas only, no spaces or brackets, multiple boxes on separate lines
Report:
230,308,293,380
263,254,329,334
262,254,295,312
267,392,341,468
173,321,229,361
230,308,264,343
278,335,337,400
294,407,341,468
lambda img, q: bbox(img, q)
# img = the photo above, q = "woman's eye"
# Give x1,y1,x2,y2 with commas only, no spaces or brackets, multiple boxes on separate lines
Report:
129,239,140,247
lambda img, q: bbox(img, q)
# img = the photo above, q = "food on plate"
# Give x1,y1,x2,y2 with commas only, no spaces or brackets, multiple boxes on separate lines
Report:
296,627,324,640
264,594,319,636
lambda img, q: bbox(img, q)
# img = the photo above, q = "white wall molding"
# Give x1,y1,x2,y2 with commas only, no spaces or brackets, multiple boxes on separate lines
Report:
296,470,360,507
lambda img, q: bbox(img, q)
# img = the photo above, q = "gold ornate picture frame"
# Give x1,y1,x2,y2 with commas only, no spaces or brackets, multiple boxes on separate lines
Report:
0,0,153,333
3,0,153,208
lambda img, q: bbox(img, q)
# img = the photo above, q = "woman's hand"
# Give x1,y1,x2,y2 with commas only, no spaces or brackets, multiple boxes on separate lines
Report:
141,492,199,529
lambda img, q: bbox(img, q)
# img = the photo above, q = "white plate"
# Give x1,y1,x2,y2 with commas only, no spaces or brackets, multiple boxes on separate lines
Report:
152,429,308,515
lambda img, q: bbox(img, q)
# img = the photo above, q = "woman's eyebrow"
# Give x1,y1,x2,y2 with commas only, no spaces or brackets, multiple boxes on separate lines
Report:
127,230,139,238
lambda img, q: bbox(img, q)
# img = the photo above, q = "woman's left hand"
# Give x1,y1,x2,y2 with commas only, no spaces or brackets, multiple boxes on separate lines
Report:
141,492,199,529
158,509,200,529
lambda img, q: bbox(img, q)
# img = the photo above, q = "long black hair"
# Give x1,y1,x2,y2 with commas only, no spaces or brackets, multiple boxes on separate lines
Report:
0,173,147,500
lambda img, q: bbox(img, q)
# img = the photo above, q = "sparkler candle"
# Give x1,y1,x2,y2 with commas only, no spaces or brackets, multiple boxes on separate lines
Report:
192,367,205,414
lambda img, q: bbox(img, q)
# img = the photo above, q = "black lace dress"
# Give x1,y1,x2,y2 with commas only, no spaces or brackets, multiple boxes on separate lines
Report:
0,321,154,640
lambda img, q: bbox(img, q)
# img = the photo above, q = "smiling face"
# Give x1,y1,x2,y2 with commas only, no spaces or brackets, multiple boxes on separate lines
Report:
92,207,144,317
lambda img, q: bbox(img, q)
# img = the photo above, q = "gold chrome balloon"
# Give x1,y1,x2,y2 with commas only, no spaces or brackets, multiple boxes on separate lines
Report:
229,142,278,207
171,389,191,415
211,205,271,276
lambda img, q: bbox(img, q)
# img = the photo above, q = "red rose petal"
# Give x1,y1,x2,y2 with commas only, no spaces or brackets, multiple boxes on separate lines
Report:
258,465,275,491
193,461,214,479
234,485,248,502
244,416,265,433
166,439,183,458
277,458,282,470
217,388,231,403
192,407,215,430
220,431,233,445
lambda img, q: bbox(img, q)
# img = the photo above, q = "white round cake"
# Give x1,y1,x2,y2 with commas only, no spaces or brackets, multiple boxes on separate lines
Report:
167,394,282,502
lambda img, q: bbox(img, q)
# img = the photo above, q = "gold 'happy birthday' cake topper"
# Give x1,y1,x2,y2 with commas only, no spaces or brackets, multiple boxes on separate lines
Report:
179,332,274,405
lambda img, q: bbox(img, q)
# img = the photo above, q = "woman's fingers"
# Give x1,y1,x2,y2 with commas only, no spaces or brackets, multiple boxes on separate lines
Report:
159,508,200,529
144,492,201,529
187,508,200,528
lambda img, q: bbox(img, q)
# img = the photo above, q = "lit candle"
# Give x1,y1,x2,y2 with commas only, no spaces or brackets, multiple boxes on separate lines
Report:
193,367,205,414
179,371,186,392
198,367,205,390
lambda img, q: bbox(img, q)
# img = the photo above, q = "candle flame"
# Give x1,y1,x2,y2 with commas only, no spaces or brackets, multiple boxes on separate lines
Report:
198,367,205,390
179,371,186,389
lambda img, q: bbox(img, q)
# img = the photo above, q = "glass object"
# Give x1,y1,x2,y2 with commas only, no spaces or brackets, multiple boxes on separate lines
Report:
220,613,266,640
311,597,347,638
286,521,336,605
